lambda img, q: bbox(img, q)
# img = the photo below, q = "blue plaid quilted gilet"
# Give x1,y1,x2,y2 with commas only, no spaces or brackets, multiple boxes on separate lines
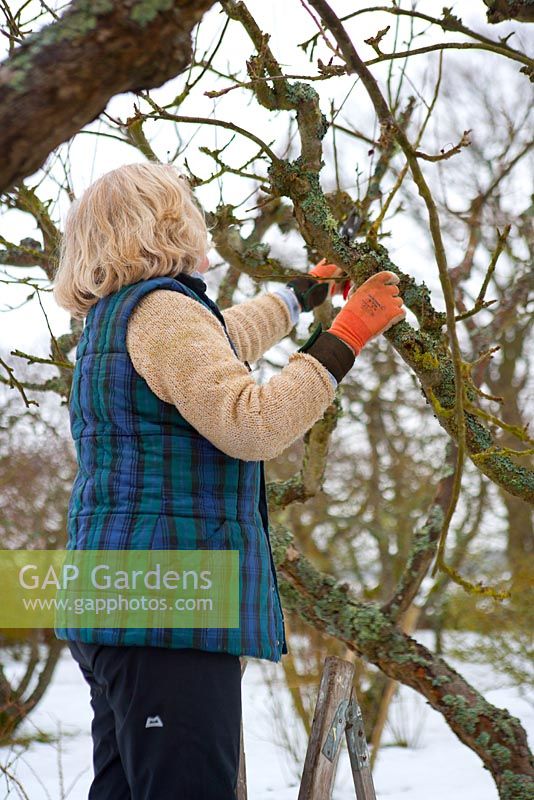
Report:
55,273,287,662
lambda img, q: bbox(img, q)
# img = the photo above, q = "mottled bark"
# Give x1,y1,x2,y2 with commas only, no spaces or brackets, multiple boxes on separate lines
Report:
0,0,216,193
484,1,534,23
271,524,534,799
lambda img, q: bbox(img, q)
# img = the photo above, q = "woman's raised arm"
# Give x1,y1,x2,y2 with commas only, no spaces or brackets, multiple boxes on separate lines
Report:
126,289,336,462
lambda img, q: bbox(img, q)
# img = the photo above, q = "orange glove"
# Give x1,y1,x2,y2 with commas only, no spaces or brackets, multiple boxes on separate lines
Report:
309,258,352,298
327,271,406,355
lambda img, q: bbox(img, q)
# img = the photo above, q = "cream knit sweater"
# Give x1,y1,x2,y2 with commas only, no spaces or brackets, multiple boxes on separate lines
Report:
126,289,337,462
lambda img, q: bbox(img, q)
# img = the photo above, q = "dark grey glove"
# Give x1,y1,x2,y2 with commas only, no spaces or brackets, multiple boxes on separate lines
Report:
286,276,329,312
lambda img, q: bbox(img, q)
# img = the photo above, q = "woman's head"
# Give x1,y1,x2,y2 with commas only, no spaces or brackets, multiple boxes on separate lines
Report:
53,162,208,318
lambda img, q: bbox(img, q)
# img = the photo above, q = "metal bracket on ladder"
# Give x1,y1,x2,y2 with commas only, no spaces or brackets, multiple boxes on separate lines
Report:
322,698,350,762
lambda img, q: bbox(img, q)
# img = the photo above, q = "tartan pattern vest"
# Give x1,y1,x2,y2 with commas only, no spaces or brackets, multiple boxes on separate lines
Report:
55,274,287,662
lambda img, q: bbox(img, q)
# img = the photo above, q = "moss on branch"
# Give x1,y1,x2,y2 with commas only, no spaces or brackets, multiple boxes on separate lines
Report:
270,521,534,794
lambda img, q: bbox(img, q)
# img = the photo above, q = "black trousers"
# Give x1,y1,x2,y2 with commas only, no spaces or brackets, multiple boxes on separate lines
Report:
67,641,242,800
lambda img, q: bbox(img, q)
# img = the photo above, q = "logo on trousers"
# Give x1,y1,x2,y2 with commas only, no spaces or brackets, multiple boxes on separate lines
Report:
145,715,163,728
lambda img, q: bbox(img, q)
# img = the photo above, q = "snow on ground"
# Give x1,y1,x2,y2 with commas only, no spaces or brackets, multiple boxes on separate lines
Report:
1,639,532,800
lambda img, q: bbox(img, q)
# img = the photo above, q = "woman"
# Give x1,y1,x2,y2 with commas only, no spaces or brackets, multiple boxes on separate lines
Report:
53,162,405,800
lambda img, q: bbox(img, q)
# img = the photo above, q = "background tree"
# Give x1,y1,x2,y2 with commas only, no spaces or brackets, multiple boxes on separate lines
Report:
0,391,74,740
0,1,532,797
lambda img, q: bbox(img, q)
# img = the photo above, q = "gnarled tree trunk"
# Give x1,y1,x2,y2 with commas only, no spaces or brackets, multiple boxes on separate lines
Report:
0,0,216,193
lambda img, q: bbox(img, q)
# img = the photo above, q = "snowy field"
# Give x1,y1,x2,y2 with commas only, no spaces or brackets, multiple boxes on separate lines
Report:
1,638,532,800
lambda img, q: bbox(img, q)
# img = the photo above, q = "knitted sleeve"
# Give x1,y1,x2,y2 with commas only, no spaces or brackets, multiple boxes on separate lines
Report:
126,289,336,462
220,291,294,363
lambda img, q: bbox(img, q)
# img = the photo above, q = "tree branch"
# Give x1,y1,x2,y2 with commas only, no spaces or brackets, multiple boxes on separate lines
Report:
0,0,217,193
221,1,534,509
270,521,534,796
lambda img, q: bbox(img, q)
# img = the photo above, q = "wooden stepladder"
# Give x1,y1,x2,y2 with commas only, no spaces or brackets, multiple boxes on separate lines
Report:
298,656,376,800
237,655,376,800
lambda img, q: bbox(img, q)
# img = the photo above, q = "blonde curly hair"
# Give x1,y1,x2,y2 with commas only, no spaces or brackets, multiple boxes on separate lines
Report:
53,162,208,318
